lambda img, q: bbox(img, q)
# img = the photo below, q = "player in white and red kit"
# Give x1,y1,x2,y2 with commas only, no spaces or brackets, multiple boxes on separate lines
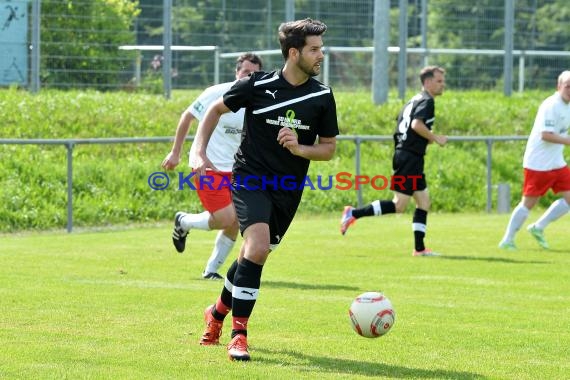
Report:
499,70,570,250
163,53,263,279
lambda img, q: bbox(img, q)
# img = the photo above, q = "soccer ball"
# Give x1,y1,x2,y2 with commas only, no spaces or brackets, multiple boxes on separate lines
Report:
349,291,395,338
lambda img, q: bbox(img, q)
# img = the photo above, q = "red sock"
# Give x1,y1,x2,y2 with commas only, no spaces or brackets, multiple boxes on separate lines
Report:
232,316,249,336
211,298,231,321
215,298,231,315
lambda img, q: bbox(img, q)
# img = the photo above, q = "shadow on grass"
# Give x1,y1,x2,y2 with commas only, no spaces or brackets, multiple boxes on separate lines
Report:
534,248,569,254
439,255,550,264
262,280,359,291
254,348,486,379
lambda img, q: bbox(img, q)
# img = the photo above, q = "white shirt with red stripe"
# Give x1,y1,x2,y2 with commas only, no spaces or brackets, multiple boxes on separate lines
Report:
188,81,243,172
523,91,570,171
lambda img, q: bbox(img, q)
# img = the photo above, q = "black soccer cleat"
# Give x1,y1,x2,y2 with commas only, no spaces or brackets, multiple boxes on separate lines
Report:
203,272,224,280
172,212,188,253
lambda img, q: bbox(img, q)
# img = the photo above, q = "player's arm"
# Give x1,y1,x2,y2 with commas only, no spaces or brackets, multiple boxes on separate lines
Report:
162,110,196,170
411,119,447,146
541,131,570,145
277,128,336,161
193,98,231,176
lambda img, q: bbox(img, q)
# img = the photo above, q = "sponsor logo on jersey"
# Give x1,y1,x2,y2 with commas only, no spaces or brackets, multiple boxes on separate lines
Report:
264,109,310,132
192,101,205,113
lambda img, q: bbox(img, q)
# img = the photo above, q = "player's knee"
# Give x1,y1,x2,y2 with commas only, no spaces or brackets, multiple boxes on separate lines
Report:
418,200,431,211
211,206,236,228
218,215,236,229
223,221,240,238
393,197,409,213
244,240,270,263
394,203,406,213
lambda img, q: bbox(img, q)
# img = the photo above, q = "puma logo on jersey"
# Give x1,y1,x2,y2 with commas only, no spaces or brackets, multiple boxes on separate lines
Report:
241,290,256,297
265,89,278,99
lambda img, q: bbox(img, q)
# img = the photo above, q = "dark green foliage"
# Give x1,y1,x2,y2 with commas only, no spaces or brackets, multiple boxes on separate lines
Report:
40,0,140,89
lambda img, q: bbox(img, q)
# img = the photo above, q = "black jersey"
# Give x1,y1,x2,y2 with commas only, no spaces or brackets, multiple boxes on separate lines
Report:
393,90,435,156
223,69,339,182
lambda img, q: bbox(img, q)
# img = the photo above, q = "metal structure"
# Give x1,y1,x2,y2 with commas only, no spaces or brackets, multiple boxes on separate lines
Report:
15,0,570,94
0,135,527,232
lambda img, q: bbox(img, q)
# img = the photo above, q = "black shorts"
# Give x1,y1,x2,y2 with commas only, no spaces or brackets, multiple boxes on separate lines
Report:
391,149,427,195
231,185,302,247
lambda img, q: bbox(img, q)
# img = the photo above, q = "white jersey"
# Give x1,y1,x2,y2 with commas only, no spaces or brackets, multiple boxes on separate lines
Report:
523,91,570,171
188,81,244,172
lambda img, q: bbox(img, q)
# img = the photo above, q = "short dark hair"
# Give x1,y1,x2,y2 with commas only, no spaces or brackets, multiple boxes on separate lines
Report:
278,18,327,59
236,53,263,72
420,66,445,84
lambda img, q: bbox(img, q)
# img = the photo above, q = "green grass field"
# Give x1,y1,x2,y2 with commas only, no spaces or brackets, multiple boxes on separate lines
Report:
1,212,569,380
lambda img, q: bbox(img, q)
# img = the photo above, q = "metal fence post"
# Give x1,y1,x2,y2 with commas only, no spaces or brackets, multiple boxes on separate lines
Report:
135,51,142,87
65,142,74,232
497,183,511,213
214,47,220,84
372,0,390,105
355,137,363,207
503,0,515,96
322,46,329,86
162,0,172,99
486,139,493,213
518,52,525,93
31,0,41,93
397,0,408,100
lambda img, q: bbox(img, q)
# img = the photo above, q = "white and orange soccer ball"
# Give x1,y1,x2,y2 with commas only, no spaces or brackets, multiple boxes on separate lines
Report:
349,291,395,338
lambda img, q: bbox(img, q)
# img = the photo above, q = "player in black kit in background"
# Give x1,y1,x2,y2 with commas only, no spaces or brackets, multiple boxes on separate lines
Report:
192,18,339,361
340,66,447,257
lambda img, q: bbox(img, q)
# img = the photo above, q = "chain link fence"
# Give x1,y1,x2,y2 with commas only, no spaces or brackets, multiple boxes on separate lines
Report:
2,0,569,93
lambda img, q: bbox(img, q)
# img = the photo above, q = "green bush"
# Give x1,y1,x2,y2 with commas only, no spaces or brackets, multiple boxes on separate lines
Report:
0,88,562,232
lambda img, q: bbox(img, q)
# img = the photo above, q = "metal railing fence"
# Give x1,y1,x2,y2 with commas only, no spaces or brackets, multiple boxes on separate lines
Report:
0,135,527,232
117,45,570,95
218,47,570,93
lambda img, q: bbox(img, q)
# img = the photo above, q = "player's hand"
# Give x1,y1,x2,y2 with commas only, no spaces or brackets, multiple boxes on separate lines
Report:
434,135,448,147
193,153,218,178
277,127,301,155
161,152,179,170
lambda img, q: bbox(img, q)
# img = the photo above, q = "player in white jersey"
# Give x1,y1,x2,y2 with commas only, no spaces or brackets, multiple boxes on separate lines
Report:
499,70,570,250
162,53,263,279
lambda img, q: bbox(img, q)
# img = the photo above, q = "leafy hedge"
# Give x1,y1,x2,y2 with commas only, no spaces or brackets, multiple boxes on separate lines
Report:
0,88,561,232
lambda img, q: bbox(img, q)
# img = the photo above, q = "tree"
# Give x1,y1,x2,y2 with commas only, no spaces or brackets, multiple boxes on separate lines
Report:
41,0,140,89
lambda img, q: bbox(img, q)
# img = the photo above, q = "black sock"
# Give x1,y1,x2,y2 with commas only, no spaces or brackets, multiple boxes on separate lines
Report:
213,259,239,321
352,200,395,218
231,258,263,338
413,208,428,251
352,204,374,218
380,200,396,214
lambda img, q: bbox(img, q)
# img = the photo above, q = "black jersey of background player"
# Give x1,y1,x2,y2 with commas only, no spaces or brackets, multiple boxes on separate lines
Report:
393,90,435,156
223,69,339,182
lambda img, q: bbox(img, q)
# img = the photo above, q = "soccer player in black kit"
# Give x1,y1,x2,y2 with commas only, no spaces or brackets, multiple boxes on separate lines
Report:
340,66,447,256
191,18,339,361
